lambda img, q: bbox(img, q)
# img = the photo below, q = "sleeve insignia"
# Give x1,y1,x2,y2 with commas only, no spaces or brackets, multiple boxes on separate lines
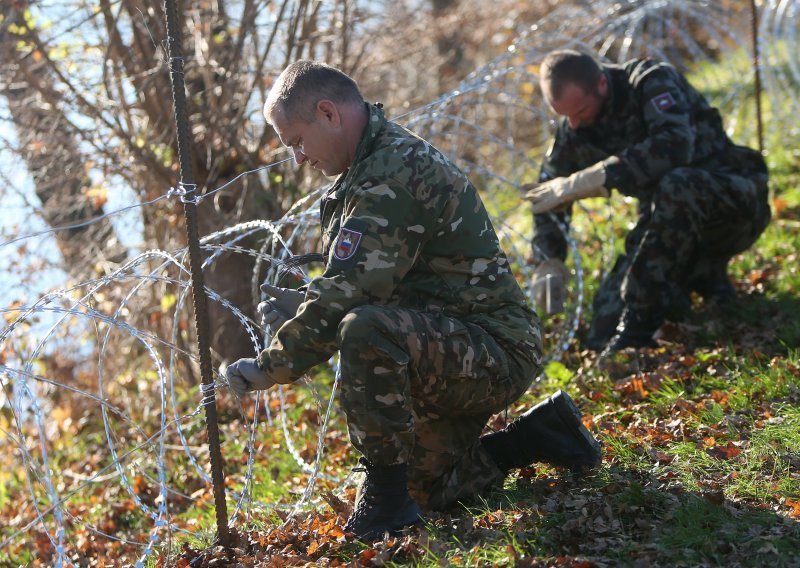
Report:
650,92,676,113
333,227,363,260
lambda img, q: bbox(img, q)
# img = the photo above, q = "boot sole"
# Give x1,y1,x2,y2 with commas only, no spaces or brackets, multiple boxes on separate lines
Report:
346,498,424,541
551,390,602,472
352,513,423,541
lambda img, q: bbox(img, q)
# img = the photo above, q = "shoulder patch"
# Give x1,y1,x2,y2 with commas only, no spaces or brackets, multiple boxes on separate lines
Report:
333,227,363,261
650,92,676,113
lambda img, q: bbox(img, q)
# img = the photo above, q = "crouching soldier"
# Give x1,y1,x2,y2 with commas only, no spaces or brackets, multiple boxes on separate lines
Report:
225,60,601,540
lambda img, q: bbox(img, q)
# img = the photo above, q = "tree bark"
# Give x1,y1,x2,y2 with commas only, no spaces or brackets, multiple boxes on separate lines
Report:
0,2,126,278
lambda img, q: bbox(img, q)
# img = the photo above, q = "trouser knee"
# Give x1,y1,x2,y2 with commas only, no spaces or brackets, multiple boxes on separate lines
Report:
338,304,384,344
651,168,709,231
337,305,407,364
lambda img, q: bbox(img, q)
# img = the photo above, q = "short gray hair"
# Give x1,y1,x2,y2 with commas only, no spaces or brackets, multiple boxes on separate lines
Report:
264,60,364,123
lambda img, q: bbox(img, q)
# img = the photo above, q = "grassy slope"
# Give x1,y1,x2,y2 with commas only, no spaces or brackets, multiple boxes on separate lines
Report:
164,58,800,567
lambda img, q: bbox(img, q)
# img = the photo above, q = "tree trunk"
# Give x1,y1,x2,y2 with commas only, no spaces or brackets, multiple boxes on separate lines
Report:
0,2,126,278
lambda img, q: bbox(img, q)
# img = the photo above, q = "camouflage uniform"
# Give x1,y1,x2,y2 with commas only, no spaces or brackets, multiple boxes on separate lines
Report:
533,59,770,346
257,103,542,510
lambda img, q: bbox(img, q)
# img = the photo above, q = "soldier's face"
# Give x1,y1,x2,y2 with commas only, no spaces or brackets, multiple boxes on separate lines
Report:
269,101,349,176
546,76,608,130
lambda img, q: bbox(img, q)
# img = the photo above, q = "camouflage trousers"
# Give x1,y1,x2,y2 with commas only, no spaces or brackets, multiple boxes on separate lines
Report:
585,166,770,346
337,305,538,511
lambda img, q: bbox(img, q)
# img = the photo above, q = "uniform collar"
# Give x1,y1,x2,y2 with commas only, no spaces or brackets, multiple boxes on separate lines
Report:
351,102,386,166
331,102,386,194
598,67,614,121
599,64,630,120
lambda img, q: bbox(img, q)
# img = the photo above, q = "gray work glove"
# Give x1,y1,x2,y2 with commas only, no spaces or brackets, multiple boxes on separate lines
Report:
257,283,304,331
223,358,274,398
532,258,570,315
523,162,608,214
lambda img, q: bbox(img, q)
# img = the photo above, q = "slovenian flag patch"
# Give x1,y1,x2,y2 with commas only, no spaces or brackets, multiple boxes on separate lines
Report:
333,227,363,260
651,92,676,113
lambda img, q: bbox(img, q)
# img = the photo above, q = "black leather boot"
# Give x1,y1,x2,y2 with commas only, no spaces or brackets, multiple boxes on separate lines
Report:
604,308,662,352
584,310,622,351
480,390,601,474
344,458,423,540
688,260,736,303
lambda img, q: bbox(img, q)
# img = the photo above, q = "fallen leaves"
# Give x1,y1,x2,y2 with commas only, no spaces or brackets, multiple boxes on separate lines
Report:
5,291,798,568
783,498,800,519
613,373,662,401
772,197,789,217
321,490,353,518
705,441,743,461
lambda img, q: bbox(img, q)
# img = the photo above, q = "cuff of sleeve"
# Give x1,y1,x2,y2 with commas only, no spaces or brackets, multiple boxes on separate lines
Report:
256,348,298,384
256,351,270,373
601,155,626,193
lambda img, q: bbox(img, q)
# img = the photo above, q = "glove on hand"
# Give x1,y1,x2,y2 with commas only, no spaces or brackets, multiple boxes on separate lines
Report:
224,358,274,398
532,258,570,315
524,162,608,214
257,283,304,331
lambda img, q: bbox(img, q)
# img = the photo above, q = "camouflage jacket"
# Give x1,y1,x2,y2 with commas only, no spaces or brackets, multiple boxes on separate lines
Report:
258,103,541,383
534,58,768,261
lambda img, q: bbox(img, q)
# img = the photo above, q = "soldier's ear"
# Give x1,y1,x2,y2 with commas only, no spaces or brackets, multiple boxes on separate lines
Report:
596,73,609,98
316,100,341,127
